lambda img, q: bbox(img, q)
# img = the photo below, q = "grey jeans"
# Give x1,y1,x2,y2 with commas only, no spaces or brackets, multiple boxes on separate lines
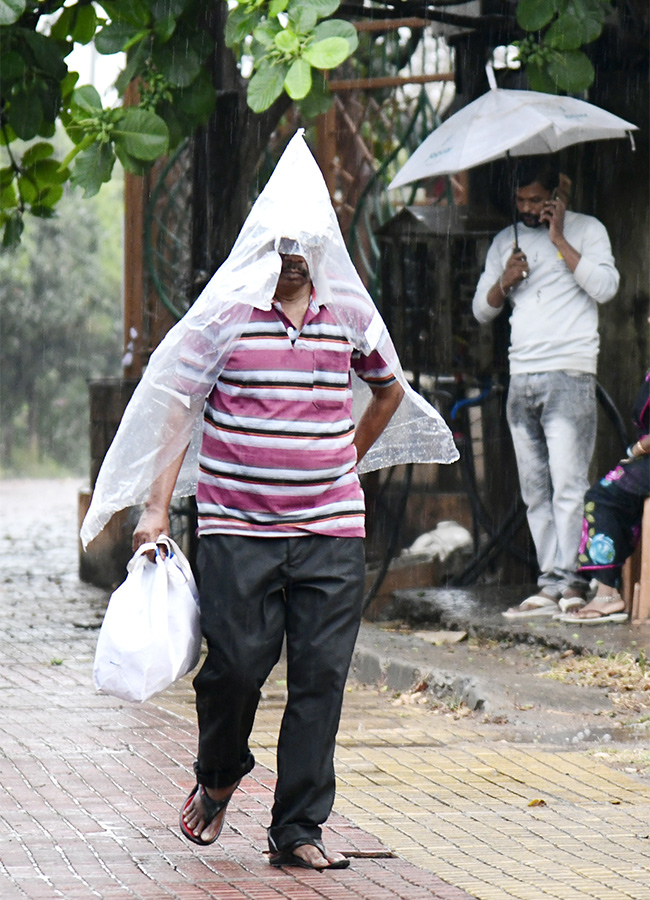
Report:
507,371,596,595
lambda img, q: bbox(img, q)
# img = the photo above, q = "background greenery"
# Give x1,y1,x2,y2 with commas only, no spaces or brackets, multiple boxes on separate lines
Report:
0,132,123,475
1,0,613,247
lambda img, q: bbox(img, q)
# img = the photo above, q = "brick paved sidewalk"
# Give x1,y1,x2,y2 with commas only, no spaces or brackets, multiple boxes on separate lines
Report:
0,480,471,900
5,479,650,900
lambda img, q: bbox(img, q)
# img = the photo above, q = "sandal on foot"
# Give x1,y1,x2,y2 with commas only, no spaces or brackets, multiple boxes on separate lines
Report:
179,783,238,846
502,593,558,620
557,597,628,625
269,839,350,871
553,594,586,618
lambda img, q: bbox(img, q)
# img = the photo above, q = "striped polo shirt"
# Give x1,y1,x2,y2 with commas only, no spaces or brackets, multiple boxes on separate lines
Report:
176,296,396,538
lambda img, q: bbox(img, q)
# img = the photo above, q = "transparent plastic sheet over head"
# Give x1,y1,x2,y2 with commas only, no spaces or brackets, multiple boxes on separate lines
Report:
80,130,458,548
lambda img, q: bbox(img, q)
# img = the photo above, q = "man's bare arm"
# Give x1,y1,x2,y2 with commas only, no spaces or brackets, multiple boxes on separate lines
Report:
353,381,404,463
131,397,198,551
132,442,190,551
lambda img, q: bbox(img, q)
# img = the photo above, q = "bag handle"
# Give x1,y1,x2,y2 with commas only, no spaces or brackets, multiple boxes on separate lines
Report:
155,533,197,588
127,541,158,573
126,536,196,589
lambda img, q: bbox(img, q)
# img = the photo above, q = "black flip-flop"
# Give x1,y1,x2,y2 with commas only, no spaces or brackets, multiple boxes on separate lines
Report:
269,838,350,870
179,783,237,846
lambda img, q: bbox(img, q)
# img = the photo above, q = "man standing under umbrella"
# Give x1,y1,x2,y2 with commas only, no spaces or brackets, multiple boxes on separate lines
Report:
472,156,619,618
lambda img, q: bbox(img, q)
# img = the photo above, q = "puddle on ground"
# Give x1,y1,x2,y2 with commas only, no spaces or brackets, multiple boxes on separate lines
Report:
490,721,650,746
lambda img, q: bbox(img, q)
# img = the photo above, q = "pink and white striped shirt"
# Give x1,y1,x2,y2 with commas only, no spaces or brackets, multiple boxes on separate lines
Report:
177,297,396,538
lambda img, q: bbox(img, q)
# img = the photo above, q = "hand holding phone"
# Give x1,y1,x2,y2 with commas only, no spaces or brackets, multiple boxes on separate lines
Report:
541,187,565,234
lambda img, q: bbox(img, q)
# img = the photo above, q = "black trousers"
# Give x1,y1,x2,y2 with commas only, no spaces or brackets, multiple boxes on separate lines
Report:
193,533,365,851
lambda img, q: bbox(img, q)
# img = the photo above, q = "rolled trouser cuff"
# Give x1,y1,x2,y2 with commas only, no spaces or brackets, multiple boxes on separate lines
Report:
193,752,255,790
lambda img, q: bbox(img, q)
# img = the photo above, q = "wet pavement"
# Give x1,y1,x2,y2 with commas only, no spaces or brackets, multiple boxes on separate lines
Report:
2,478,650,900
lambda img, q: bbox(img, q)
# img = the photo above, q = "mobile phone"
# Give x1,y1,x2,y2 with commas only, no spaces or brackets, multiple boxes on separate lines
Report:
543,187,560,228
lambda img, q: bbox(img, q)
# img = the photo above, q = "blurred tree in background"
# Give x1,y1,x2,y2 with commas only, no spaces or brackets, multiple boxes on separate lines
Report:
0,149,123,474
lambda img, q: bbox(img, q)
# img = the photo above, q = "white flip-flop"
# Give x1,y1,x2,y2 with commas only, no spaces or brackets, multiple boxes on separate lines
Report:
557,596,628,625
502,594,559,619
552,595,586,618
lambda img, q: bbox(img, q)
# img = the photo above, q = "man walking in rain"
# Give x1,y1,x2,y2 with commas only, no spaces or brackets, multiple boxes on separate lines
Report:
472,156,619,620
81,132,457,869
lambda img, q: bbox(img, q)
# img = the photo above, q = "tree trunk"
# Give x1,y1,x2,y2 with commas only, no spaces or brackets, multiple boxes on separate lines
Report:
190,5,291,295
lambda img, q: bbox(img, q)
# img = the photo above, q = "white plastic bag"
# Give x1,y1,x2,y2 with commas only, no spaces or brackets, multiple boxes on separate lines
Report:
93,535,202,702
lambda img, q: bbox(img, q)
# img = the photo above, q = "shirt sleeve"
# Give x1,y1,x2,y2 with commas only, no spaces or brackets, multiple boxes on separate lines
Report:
571,217,620,304
351,347,397,388
172,323,229,399
472,234,507,324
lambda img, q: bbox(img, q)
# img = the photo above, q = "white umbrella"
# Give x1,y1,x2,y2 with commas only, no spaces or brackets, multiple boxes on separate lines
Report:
388,71,638,191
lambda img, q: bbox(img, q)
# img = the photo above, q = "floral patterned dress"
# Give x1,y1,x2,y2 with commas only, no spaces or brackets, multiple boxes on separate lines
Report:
578,372,650,587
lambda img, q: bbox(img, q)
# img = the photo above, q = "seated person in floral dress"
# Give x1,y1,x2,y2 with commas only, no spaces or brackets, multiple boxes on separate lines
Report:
559,370,650,624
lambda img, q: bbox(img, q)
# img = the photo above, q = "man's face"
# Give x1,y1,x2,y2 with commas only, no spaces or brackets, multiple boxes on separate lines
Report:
277,253,310,287
515,181,552,228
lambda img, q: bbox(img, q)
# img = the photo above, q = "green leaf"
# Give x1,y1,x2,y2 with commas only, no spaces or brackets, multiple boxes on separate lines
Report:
110,0,150,28
547,49,595,91
269,0,289,15
247,64,286,113
49,6,73,40
253,20,282,47
0,167,15,189
0,124,18,146
30,159,70,187
284,57,312,99
525,61,559,93
274,29,300,54
112,108,169,160
114,142,151,175
155,102,184,148
0,181,18,209
7,87,43,140
288,4,318,32
21,29,68,80
71,85,103,116
60,71,80,102
17,174,38,204
546,8,603,50
516,0,559,31
95,21,143,54
225,6,260,48
22,142,54,166
153,40,201,87
72,5,99,44
0,0,25,26
29,204,58,218
151,0,190,18
114,37,151,95
33,183,64,209
154,14,176,42
37,120,57,139
288,0,340,20
64,118,88,146
304,36,350,69
2,210,24,249
185,29,213,65
313,19,358,53
71,141,115,198
37,81,62,124
172,70,216,120
0,50,27,83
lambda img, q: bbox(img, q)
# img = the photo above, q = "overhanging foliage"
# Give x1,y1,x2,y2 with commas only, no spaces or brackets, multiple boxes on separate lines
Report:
0,0,614,249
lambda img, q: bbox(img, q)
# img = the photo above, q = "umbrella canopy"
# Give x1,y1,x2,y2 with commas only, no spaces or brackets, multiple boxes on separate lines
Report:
389,85,638,191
